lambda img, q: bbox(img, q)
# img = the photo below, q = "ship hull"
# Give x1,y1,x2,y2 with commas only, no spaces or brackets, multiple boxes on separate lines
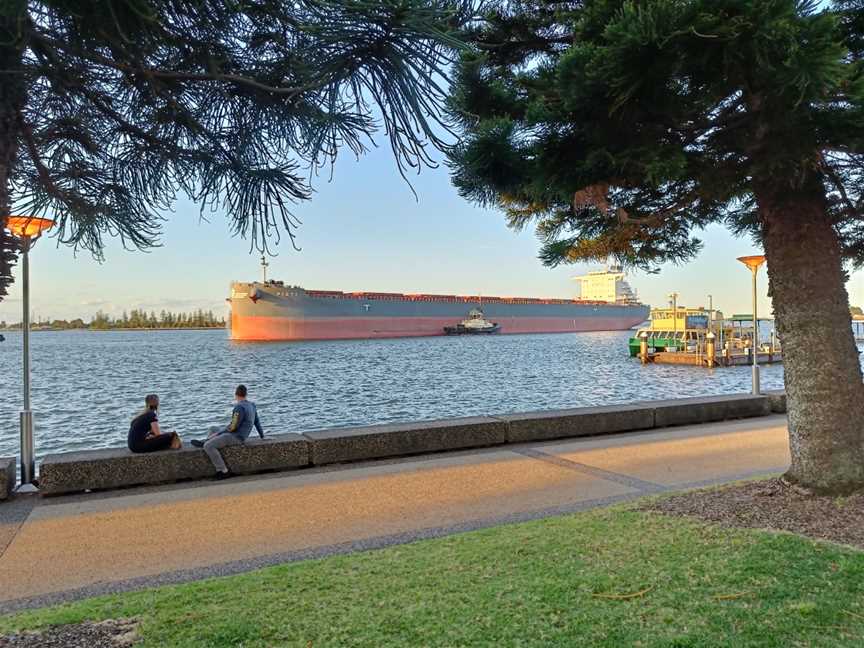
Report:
228,283,649,341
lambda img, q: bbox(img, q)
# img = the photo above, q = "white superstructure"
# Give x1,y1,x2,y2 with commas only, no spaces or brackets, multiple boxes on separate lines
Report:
573,265,639,304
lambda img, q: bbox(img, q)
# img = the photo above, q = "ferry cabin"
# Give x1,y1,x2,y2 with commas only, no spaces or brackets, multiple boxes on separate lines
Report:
628,306,713,356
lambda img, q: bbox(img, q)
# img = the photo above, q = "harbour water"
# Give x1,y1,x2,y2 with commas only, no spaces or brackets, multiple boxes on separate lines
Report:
0,328,799,462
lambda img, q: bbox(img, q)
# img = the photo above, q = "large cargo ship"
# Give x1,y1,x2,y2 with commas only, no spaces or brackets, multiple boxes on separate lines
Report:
228,262,649,341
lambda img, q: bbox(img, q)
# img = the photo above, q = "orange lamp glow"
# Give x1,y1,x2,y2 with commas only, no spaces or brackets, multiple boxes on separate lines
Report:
6,216,55,238
736,255,766,272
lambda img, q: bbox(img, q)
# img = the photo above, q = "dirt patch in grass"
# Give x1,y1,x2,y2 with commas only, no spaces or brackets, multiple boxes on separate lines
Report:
643,478,864,549
0,618,138,647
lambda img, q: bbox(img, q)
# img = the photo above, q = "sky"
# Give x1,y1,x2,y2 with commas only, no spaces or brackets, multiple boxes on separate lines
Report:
0,140,860,324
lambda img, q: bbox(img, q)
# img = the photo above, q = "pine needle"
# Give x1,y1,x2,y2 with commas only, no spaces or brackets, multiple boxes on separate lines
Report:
592,585,654,600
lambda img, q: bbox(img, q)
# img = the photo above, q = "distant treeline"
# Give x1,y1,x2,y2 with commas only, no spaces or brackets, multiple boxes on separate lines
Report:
1,309,226,330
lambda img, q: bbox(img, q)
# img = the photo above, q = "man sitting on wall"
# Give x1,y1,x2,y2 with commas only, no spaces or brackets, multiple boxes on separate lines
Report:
192,384,264,479
128,394,183,453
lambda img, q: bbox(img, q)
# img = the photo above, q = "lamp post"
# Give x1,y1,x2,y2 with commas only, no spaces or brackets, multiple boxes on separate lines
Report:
668,292,679,336
260,254,269,283
707,293,714,345
737,255,766,395
6,216,55,487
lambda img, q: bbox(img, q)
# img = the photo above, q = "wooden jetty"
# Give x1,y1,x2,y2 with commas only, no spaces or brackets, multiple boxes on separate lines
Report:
631,305,781,369
646,350,782,367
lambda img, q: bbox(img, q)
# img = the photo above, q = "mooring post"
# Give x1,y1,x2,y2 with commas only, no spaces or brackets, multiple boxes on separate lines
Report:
639,331,649,365
706,332,716,368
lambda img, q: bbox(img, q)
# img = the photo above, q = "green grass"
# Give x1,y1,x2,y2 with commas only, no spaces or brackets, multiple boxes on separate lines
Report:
2,507,864,647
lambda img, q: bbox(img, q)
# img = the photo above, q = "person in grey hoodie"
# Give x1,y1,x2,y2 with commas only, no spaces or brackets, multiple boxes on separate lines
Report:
192,384,264,479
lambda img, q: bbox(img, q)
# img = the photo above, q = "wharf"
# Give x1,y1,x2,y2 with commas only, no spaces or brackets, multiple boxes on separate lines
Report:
647,351,783,367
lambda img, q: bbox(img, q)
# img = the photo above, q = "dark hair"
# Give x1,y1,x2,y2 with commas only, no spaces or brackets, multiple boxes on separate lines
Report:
235,384,247,397
144,394,159,410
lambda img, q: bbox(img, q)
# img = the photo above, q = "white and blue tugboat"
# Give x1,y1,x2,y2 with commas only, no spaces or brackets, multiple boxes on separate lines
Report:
443,308,501,335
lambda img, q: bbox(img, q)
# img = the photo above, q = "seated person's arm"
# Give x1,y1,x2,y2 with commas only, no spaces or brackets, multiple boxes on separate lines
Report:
149,420,162,438
226,408,242,433
254,413,264,439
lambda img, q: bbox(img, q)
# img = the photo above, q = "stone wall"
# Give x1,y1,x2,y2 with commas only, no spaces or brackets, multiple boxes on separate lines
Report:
0,457,13,501
26,393,783,497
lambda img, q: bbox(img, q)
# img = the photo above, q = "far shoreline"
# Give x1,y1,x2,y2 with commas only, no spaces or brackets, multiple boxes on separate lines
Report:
0,326,228,333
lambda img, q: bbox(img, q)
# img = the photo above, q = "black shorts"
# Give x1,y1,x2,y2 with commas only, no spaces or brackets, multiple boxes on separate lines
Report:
129,433,176,453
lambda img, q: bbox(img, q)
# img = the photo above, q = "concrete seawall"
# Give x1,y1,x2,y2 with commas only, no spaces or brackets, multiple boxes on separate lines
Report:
0,457,14,501
18,393,785,497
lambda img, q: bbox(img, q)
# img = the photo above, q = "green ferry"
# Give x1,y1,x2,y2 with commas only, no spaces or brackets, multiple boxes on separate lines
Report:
629,307,778,358
628,306,712,357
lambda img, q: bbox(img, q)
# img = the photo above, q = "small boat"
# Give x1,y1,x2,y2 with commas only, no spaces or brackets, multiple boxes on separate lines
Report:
444,308,501,335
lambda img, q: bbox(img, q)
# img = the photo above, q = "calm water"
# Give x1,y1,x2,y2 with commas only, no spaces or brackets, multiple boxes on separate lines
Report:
0,328,793,461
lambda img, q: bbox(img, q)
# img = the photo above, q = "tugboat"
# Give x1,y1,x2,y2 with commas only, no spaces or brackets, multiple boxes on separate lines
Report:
444,308,501,335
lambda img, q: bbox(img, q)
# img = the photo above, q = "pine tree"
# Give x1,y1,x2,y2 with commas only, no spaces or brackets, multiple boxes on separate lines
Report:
449,0,864,493
0,0,469,298
90,310,109,330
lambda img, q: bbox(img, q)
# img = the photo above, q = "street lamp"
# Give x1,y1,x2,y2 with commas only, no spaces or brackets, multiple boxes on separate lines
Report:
737,254,766,395
6,216,55,487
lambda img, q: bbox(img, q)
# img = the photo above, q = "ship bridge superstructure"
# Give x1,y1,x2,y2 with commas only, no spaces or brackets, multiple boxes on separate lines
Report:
573,265,639,304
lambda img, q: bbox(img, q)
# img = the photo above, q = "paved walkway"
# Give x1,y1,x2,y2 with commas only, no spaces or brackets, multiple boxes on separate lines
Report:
0,415,790,613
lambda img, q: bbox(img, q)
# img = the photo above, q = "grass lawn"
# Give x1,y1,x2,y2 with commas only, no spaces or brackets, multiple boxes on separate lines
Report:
2,506,863,647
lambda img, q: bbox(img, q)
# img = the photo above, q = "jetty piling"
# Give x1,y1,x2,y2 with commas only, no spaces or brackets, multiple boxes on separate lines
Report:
706,332,716,368
639,331,649,364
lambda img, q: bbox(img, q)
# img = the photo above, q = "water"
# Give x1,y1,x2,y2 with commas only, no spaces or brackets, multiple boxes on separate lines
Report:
0,328,793,461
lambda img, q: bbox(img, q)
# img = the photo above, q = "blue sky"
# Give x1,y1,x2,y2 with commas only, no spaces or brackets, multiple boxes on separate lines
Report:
0,139,855,324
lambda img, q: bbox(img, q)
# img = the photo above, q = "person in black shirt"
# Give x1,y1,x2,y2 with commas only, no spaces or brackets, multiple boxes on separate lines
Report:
128,394,182,453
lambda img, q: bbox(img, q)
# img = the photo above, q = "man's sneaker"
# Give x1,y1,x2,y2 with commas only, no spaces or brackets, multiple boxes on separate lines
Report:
214,471,234,481
191,439,205,448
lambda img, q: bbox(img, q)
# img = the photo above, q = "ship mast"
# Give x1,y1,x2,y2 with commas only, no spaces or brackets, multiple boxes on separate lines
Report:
260,255,269,283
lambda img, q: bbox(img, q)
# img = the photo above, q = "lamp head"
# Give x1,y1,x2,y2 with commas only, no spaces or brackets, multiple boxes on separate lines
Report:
737,255,766,272
6,216,55,239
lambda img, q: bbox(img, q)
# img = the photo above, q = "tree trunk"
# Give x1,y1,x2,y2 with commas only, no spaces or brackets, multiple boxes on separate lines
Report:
757,177,864,494
0,102,21,299
0,8,27,299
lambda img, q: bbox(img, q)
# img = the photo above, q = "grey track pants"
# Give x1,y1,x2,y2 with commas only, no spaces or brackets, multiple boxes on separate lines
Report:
204,427,242,473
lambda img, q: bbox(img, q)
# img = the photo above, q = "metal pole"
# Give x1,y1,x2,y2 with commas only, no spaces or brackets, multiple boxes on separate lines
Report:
670,293,678,336
708,293,714,340
20,238,35,484
751,267,760,395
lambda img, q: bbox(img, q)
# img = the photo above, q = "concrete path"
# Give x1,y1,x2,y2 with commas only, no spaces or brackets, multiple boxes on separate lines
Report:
0,415,790,613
